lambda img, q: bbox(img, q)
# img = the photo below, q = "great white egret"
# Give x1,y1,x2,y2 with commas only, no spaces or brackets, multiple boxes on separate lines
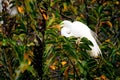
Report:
60,20,102,58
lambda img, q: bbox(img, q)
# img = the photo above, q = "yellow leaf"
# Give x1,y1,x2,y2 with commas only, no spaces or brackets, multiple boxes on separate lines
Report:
106,21,112,28
43,13,48,20
47,13,55,27
40,8,48,20
61,61,67,66
62,3,68,12
51,24,61,31
31,24,36,31
80,13,85,19
20,62,29,73
27,42,35,46
105,39,110,42
115,1,119,5
17,6,24,14
49,65,56,70
70,6,77,15
91,0,96,3
28,59,31,65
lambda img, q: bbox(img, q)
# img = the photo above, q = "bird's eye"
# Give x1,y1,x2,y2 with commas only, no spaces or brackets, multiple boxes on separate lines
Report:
68,32,71,34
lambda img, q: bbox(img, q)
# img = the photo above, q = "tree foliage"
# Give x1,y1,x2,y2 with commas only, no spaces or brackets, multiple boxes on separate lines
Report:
0,0,120,80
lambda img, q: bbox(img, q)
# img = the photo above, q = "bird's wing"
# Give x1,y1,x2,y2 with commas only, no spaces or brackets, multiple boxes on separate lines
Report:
72,21,102,57
90,30,101,44
72,21,92,37
71,21,100,44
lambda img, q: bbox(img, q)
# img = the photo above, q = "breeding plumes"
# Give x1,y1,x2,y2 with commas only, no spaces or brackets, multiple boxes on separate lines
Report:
60,20,102,58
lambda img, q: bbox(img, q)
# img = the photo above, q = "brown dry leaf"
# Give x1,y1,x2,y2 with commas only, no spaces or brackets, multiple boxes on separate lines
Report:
0,24,2,33
80,13,85,19
0,41,2,46
100,75,109,80
99,21,104,27
24,51,33,65
0,64,2,67
100,21,112,28
24,53,29,60
17,6,24,14
49,60,58,70
42,13,48,20
53,60,58,65
106,21,112,28
63,66,69,79
40,8,48,20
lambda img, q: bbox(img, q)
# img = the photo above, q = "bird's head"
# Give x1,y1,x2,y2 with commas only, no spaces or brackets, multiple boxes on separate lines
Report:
60,20,72,29
59,20,73,37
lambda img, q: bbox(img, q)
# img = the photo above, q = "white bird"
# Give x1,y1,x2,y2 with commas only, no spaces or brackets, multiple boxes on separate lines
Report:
60,20,102,58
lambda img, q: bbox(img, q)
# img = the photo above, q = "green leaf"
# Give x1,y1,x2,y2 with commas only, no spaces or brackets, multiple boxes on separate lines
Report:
98,5,103,14
2,39,8,46
14,45,26,62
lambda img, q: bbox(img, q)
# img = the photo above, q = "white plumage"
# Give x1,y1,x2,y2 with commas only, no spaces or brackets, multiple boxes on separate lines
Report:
60,20,102,58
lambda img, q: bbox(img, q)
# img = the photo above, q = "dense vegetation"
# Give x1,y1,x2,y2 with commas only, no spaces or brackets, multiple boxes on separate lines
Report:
0,0,120,80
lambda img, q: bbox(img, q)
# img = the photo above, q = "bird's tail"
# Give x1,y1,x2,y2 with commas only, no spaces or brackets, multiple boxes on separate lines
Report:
89,37,102,58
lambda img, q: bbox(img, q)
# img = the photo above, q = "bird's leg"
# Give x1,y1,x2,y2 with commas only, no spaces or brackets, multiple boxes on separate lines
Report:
75,37,82,45
75,38,83,52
